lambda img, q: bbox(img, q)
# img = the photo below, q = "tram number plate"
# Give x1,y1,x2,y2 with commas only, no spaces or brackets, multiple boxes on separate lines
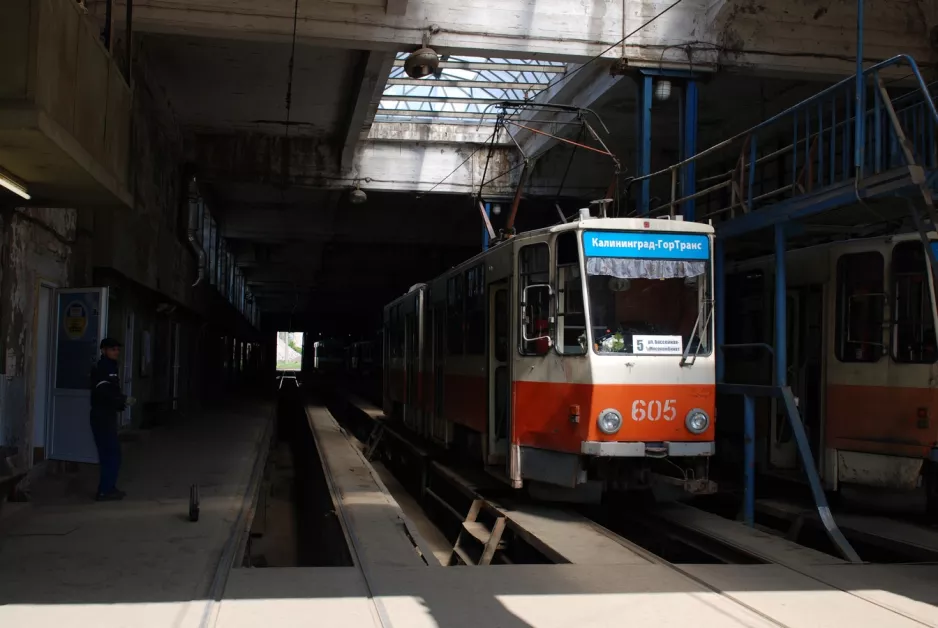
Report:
631,399,677,422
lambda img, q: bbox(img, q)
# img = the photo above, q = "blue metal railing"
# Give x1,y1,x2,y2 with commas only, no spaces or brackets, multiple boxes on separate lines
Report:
631,55,938,222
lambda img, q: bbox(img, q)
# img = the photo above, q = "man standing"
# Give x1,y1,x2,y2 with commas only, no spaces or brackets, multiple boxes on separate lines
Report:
90,338,126,501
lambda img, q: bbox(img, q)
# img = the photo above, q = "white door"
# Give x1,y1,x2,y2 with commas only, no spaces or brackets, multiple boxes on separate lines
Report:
31,285,55,462
49,288,109,463
121,312,134,427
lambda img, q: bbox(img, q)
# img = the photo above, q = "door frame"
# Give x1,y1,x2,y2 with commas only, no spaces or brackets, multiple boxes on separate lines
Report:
486,279,510,466
48,287,110,462
121,311,135,426
31,281,58,463
770,285,825,472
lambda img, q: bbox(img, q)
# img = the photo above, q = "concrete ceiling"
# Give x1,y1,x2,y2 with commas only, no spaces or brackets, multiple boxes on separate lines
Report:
142,34,360,138
132,22,846,335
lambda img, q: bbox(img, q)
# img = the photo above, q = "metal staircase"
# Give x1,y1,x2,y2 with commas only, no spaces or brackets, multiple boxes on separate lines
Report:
633,54,938,564
632,54,938,245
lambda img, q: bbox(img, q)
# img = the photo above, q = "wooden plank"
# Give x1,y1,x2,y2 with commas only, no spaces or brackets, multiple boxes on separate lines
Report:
461,521,492,546
655,503,846,567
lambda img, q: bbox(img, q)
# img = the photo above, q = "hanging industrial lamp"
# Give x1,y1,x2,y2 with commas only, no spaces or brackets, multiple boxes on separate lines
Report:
404,46,440,79
653,79,672,102
349,184,367,205
404,29,441,79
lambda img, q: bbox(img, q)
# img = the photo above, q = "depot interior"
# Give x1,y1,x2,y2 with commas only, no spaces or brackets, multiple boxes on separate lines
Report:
1,0,937,520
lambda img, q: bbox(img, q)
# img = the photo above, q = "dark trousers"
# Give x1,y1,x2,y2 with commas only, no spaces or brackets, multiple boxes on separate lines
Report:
90,414,121,495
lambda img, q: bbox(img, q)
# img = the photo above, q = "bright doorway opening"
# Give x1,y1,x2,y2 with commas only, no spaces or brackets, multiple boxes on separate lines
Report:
276,332,304,371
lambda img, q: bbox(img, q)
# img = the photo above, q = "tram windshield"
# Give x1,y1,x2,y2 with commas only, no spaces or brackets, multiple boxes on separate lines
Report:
582,231,712,356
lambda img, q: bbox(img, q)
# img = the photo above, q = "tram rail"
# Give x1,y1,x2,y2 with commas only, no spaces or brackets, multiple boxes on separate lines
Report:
323,384,778,568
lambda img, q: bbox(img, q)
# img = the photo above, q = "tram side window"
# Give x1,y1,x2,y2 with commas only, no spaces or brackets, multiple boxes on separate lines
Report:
556,232,586,355
519,243,551,355
464,265,486,355
892,242,937,364
447,275,464,356
835,252,885,363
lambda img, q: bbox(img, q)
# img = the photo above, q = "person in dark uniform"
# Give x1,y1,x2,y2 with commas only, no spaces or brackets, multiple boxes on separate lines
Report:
90,337,127,501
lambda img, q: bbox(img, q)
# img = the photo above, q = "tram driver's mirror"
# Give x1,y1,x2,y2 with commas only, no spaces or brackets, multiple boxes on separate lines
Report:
522,284,553,356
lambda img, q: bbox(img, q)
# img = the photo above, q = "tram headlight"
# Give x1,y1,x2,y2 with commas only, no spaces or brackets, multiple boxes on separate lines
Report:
685,408,711,434
597,408,623,435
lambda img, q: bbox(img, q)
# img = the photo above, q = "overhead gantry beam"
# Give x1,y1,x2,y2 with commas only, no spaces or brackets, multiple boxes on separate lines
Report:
192,132,518,195
341,51,396,170
95,0,935,77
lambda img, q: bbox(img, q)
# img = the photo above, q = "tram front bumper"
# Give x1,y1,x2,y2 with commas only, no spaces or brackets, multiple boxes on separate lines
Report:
580,441,715,457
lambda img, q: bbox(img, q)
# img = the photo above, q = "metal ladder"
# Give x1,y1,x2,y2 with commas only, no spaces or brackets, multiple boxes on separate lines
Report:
363,422,385,461
449,499,508,566
876,76,938,269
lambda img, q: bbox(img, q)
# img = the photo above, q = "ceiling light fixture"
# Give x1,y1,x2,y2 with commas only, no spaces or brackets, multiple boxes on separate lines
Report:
404,46,440,79
653,79,672,102
0,168,30,200
403,28,441,79
350,185,368,205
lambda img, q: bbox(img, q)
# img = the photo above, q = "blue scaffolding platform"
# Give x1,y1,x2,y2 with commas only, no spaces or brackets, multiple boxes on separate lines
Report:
630,54,938,563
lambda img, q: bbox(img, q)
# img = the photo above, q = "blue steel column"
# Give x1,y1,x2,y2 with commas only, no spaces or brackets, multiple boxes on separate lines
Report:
775,224,787,387
715,238,726,383
743,394,755,527
682,80,698,221
482,202,491,250
636,74,653,215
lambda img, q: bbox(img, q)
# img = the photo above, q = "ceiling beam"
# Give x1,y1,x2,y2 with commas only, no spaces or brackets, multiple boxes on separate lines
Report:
391,60,565,73
341,51,396,170
386,0,408,15
193,133,518,195
377,109,500,120
387,78,546,90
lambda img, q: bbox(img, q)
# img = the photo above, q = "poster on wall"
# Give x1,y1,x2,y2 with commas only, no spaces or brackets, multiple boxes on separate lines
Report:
140,330,152,377
54,292,102,389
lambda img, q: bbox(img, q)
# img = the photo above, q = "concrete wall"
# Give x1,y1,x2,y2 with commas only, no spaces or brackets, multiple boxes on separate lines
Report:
0,208,76,474
0,0,132,206
0,35,262,485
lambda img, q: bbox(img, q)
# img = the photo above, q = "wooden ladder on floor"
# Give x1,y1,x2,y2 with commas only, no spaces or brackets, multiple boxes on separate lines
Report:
363,422,385,461
449,499,507,566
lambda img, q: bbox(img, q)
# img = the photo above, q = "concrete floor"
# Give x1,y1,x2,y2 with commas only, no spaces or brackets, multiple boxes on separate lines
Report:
3,396,938,628
0,399,273,628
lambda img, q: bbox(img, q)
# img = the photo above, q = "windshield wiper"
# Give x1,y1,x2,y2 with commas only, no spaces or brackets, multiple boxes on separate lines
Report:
680,298,713,367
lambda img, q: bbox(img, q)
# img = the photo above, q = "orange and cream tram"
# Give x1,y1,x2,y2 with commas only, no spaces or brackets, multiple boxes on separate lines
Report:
383,214,716,497
724,232,938,515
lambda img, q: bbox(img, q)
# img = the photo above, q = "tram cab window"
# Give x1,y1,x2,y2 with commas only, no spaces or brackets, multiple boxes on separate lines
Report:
584,238,709,356
835,252,884,363
519,243,551,356
892,242,937,364
556,232,587,355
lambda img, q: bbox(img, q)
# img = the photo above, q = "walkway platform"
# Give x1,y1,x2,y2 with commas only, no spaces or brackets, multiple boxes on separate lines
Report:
303,403,433,568
0,398,274,628
4,393,938,627
757,498,938,560
214,561,938,628
654,502,847,568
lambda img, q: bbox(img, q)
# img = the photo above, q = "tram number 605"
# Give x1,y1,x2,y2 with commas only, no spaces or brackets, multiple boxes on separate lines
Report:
631,399,677,422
